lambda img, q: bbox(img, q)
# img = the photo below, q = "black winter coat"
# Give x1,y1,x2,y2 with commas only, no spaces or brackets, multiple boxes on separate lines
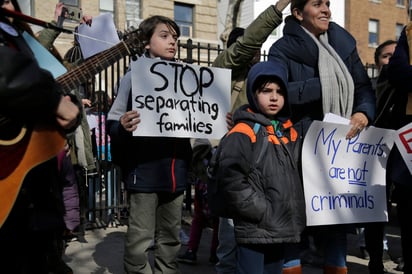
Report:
217,106,306,244
387,27,412,130
385,27,412,186
268,17,375,128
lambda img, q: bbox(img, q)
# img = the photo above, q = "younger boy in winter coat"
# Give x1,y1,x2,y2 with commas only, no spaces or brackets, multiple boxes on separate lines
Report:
215,61,307,274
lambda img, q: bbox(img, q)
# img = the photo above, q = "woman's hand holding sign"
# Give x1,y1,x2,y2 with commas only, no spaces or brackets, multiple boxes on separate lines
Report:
121,110,140,132
346,112,369,139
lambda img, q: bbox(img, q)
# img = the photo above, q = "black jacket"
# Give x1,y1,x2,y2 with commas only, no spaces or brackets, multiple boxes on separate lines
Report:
216,61,306,244
387,27,412,130
385,27,412,186
268,17,375,128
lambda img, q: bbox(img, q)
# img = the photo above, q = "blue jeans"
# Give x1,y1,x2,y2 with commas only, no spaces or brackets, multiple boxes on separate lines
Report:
215,218,301,273
283,243,301,268
312,226,347,267
236,244,284,274
215,218,237,274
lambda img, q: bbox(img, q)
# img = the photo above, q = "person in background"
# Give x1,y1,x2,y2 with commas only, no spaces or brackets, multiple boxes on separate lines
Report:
34,1,95,240
370,40,397,90
53,5,96,238
177,138,219,265
386,25,412,274
86,90,112,162
55,141,81,274
357,39,397,274
107,15,192,274
211,1,295,273
0,1,81,273
215,61,306,274
268,0,375,273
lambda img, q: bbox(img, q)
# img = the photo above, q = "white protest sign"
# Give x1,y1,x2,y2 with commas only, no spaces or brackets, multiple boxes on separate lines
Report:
130,58,231,139
394,122,412,174
302,121,395,226
77,13,120,59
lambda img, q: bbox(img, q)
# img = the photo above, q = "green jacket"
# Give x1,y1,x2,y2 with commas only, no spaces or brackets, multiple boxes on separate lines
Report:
36,21,60,51
212,5,283,112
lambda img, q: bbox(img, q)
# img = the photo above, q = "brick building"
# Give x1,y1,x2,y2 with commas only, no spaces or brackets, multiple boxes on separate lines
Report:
345,0,409,66
21,0,219,57
17,0,412,66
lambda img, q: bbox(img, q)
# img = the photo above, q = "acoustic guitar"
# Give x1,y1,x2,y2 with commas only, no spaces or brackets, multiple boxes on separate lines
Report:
0,28,142,227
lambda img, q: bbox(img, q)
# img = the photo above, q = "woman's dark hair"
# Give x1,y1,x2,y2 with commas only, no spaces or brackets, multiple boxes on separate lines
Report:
138,15,180,52
9,0,34,36
90,90,111,113
374,40,397,66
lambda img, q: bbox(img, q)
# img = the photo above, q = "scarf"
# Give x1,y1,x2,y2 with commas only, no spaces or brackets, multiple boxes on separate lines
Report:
302,27,354,118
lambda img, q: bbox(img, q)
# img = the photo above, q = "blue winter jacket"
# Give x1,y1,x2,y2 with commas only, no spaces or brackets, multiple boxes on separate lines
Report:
268,16,375,128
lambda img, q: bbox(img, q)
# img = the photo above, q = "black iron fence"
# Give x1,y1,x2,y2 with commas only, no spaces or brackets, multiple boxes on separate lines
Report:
83,39,380,228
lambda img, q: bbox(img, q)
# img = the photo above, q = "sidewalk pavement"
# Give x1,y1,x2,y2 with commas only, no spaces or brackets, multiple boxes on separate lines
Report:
64,213,404,274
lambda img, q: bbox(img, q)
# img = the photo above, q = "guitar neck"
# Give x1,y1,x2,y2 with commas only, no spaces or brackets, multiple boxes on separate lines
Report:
56,42,129,93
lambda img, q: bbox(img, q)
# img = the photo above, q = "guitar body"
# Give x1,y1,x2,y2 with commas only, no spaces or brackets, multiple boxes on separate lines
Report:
0,128,65,227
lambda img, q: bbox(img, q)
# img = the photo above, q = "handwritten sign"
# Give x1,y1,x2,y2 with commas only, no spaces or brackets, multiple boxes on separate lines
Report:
130,58,231,139
395,122,412,174
302,121,395,226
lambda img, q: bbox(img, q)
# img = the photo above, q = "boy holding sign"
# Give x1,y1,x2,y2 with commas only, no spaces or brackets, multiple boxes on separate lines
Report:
107,16,192,274
213,61,308,274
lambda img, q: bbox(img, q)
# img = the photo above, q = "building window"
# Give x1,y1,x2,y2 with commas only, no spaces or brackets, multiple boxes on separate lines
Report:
368,19,379,47
100,0,114,14
126,0,141,28
396,23,404,41
60,0,79,6
174,3,193,37
396,0,405,6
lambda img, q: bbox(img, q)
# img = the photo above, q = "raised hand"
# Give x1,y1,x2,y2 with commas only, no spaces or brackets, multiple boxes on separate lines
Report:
275,0,291,12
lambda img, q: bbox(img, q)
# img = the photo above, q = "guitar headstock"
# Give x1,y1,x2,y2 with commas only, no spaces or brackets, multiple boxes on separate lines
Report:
122,27,144,57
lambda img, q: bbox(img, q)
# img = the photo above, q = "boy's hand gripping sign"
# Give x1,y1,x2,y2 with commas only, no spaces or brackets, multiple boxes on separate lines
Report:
131,58,231,139
302,121,395,226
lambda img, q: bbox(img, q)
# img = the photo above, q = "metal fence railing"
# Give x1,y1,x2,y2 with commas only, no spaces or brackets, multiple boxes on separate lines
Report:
83,39,380,228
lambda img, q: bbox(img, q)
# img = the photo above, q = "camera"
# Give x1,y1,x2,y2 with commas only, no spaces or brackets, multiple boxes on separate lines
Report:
63,6,82,22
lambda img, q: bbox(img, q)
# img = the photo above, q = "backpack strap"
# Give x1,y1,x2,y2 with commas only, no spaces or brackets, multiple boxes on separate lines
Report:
206,121,268,218
228,122,268,166
253,123,268,165
230,80,245,110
